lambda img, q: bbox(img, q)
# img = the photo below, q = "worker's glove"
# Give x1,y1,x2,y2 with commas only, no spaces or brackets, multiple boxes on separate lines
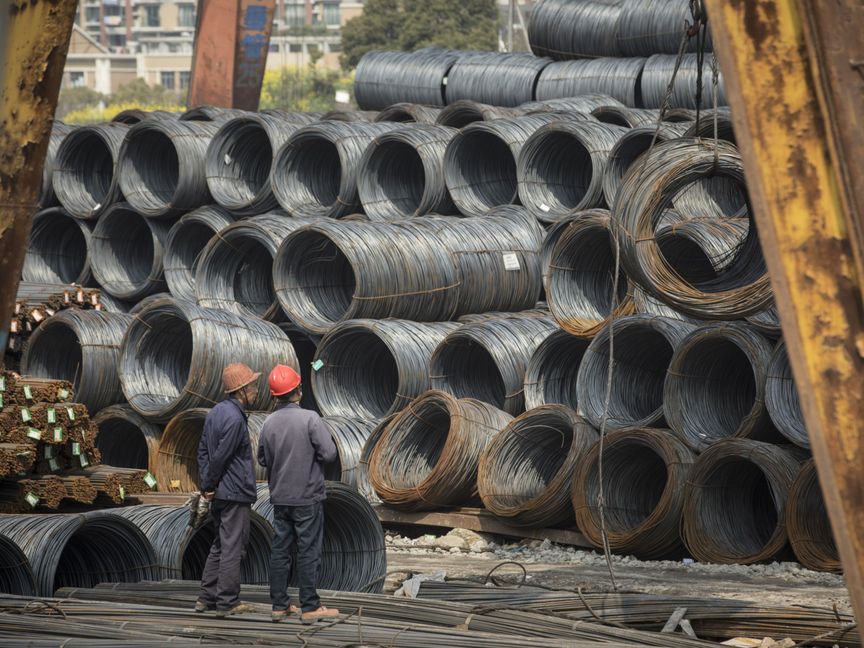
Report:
186,491,211,529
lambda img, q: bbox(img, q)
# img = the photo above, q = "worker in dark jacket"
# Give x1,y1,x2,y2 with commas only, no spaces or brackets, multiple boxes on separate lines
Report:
258,364,340,624
195,362,259,617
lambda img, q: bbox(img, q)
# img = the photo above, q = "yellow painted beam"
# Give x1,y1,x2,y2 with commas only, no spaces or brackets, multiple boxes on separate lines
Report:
704,0,864,621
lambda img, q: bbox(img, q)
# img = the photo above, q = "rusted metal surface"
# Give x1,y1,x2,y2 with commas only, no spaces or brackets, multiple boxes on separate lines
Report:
0,0,78,359
705,0,864,623
187,0,275,110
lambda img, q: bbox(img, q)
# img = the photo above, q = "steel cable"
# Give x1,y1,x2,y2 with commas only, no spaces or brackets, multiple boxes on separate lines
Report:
765,340,808,449
0,533,36,595
528,0,625,59
254,481,386,593
322,416,377,489
445,52,552,107
523,329,592,411
52,122,129,219
430,315,558,415
313,319,458,419
436,100,524,128
576,314,695,430
786,459,840,573
534,58,647,107
369,390,512,510
23,208,93,286
88,203,171,301
40,122,73,208
615,0,712,57
572,427,694,560
93,404,162,472
478,404,597,528
354,48,463,110
163,205,235,303
117,119,219,218
117,296,295,422
640,53,726,110
21,309,131,413
271,121,403,218
681,438,803,565
357,124,459,219
374,103,442,124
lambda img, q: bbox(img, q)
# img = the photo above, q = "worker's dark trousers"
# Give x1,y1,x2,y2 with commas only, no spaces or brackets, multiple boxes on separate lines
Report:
199,500,251,610
269,502,324,612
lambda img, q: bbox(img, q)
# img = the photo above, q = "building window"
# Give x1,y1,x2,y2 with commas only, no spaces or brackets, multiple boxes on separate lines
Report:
289,43,302,53
85,6,100,23
284,5,305,28
161,71,175,89
179,71,191,90
69,72,85,88
269,43,280,53
178,3,195,27
144,4,160,27
323,2,340,26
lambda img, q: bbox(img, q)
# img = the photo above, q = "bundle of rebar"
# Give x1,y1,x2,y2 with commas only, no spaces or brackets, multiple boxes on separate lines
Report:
22,208,93,286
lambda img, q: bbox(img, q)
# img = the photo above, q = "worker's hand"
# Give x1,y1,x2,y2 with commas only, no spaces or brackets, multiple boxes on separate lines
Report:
203,491,215,501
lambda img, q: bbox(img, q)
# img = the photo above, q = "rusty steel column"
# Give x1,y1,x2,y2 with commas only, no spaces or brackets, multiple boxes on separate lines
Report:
0,0,78,360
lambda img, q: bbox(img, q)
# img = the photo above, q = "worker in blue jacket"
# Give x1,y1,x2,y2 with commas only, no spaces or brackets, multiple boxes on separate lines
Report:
195,362,259,617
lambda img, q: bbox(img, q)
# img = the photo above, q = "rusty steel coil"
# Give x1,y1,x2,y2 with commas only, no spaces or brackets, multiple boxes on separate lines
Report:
478,404,597,528
765,340,808,449
436,100,524,128
654,215,750,286
375,103,442,124
23,207,93,286
93,404,162,472
534,58,647,107
786,460,840,573
523,329,591,411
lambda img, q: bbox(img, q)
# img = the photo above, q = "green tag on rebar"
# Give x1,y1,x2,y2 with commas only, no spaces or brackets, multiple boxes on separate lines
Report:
0,394,5,408
22,385,32,400
43,445,55,459
312,359,324,371
144,472,157,489
119,486,125,500
58,388,69,400
66,407,75,421
79,453,89,468
71,442,81,456
20,408,31,423
47,408,56,424
0,376,6,392
48,457,60,472
53,427,63,442
24,492,39,507
26,428,41,441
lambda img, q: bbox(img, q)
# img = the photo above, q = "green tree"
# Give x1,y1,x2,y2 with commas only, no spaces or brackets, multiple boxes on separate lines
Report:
259,65,353,112
340,0,404,70
56,86,105,120
107,78,183,107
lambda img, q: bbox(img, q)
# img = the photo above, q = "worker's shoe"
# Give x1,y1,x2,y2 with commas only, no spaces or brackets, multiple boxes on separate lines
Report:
301,606,339,624
271,605,300,622
215,602,255,618
194,599,216,613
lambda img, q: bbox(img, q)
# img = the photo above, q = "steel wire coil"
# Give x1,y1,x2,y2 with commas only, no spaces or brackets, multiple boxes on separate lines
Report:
205,113,307,215
535,58,647,107
40,122,73,208
430,315,558,414
664,322,779,451
517,119,627,222
357,124,459,219
23,208,93,285
545,210,634,337
436,100,524,128
747,300,782,337
786,460,840,573
354,48,463,110
0,533,36,595
523,329,592,410
321,110,379,122
591,105,661,128
261,109,325,125
374,103,442,124
195,212,311,321
52,122,128,219
127,292,174,315
162,205,235,303
612,139,770,318
683,107,736,144
369,390,512,510
0,511,159,596
654,214,751,282
93,404,162,472
445,52,552,107
276,322,320,412
313,319,458,419
118,296,295,422
357,414,395,504
640,53,726,110
681,439,802,564
21,308,131,413
117,119,219,218
113,504,272,583
322,416,377,488
615,0,712,57
632,285,698,322
112,109,179,124
540,209,610,286
89,203,171,301
765,340,808,449
522,94,625,114
254,481,386,592
179,105,251,122
155,408,268,491
478,404,597,528
95,292,134,313
572,427,695,559
444,113,584,217
271,121,403,218
528,0,625,59
577,315,694,430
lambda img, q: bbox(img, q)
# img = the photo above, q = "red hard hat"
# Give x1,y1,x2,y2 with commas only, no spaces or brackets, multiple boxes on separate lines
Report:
269,364,301,397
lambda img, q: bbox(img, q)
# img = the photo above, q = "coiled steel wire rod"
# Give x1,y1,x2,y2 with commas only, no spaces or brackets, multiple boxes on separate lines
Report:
128,292,173,315
155,408,268,491
21,309,131,413
436,100,524,128
375,103,442,124
205,113,307,215
0,533,36,595
89,203,171,301
112,109,179,124
522,94,625,114
95,292,134,313
786,460,840,573
682,439,803,565
540,208,609,286
369,391,512,510
640,53,727,110
591,105,661,128
535,59,647,107
162,205,235,303
117,119,219,218
271,121,403,218
277,322,320,412
354,48,463,110
195,212,311,321
322,417,376,489
321,110,379,122
93,404,162,472
528,0,625,59
654,214,750,284
747,300,782,337
445,52,552,107
765,340,808,449
615,0,713,57
254,481,386,593
683,107,736,144
612,139,770,318
577,315,694,430
313,319,458,419
357,124,459,219
572,427,694,560
430,315,558,415
357,414,395,504
114,504,272,583
523,329,591,411
0,511,159,596
517,120,627,222
40,122,73,208
180,105,252,122
52,122,129,219
118,297,295,422
545,211,634,337
664,322,779,451
23,208,93,285
478,404,597,528
632,285,698,322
